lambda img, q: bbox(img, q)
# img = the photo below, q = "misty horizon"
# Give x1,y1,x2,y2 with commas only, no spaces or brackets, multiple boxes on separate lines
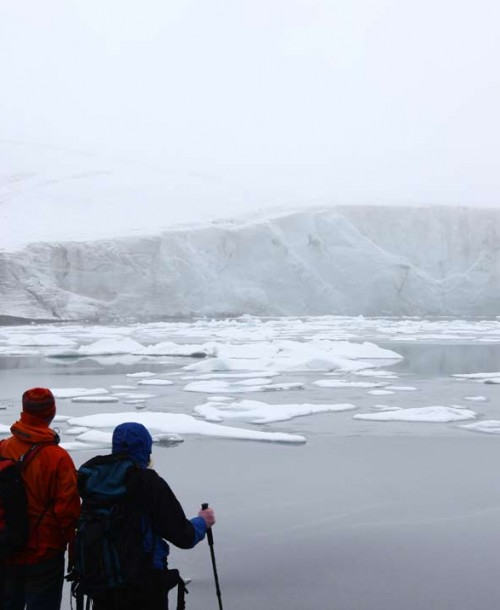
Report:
1,0,499,222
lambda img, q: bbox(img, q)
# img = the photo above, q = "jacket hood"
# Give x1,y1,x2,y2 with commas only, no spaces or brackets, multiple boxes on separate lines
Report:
11,413,59,445
112,422,152,468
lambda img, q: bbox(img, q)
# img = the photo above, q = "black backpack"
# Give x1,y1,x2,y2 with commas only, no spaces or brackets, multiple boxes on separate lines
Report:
73,454,188,609
0,441,57,559
74,454,153,597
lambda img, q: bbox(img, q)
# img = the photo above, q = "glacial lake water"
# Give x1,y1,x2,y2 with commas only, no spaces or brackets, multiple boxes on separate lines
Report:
1,316,500,610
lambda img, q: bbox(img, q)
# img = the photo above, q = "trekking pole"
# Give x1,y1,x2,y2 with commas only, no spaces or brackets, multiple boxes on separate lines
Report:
201,502,224,610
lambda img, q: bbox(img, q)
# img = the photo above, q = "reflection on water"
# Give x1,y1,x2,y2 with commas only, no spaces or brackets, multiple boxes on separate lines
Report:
383,343,500,376
2,343,500,379
0,355,174,376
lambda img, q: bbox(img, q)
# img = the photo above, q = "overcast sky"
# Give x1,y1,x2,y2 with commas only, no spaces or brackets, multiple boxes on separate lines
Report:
1,0,499,217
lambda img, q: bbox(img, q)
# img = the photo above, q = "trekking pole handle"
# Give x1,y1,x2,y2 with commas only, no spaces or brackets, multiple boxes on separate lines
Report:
201,503,215,544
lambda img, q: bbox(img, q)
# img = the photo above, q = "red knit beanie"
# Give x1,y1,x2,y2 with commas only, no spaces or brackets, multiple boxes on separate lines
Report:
22,387,56,423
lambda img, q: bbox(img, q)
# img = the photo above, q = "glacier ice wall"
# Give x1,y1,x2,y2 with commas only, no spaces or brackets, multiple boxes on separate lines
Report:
1,206,499,321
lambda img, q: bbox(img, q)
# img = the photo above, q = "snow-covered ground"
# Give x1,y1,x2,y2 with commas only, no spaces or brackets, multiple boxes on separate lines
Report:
1,206,499,320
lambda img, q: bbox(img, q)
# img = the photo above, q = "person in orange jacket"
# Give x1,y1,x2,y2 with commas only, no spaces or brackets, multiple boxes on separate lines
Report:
0,387,80,610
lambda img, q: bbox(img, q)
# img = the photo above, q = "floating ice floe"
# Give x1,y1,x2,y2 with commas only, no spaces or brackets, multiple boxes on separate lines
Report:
85,355,148,367
452,372,500,384
387,386,418,391
65,427,90,435
184,380,266,394
135,342,215,357
460,421,500,434
153,433,184,446
264,383,304,391
367,389,395,396
5,334,77,347
370,405,402,412
391,336,418,341
452,372,500,379
71,396,119,403
353,369,399,379
52,388,110,399
126,372,157,378
194,399,356,424
182,372,280,381
354,406,477,423
66,412,306,444
110,385,137,390
183,380,303,394
313,380,388,389
183,340,402,374
2,318,500,363
0,347,40,356
78,338,144,356
137,379,173,386
229,378,272,386
62,430,115,449
464,396,488,402
122,393,155,399
48,338,145,358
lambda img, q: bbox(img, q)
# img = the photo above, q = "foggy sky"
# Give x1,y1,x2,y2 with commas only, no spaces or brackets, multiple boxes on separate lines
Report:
1,0,499,213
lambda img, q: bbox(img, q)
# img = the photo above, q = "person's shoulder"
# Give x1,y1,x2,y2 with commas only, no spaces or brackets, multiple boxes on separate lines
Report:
78,453,115,469
130,466,169,492
132,466,160,483
0,436,12,452
44,442,76,464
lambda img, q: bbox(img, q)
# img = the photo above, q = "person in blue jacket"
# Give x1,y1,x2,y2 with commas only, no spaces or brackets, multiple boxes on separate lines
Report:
78,422,215,610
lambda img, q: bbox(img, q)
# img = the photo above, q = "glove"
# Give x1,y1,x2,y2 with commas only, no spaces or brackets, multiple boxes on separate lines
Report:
198,507,216,528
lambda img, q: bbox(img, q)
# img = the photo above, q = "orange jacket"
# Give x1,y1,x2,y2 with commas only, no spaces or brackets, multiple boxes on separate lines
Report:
0,413,80,565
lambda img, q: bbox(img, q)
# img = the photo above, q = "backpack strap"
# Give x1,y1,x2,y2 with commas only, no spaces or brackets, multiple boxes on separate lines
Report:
70,580,91,610
18,439,58,469
177,576,188,610
166,569,188,610
18,440,59,532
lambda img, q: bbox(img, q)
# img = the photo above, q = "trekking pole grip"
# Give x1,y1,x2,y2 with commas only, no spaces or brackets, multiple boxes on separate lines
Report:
201,502,214,544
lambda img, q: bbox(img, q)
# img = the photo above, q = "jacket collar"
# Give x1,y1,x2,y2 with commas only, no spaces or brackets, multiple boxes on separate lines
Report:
11,413,59,444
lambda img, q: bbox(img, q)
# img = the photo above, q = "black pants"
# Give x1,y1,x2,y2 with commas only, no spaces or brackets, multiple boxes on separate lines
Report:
2,554,65,610
91,570,181,610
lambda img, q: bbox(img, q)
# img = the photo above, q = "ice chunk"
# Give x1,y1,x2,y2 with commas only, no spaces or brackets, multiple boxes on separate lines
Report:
194,399,356,424
67,412,306,444
354,406,476,423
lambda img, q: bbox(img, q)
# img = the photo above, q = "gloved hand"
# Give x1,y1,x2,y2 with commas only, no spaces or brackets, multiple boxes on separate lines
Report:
198,506,216,528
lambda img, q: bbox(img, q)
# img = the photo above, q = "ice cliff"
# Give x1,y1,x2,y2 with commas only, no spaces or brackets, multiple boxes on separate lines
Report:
1,206,499,321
